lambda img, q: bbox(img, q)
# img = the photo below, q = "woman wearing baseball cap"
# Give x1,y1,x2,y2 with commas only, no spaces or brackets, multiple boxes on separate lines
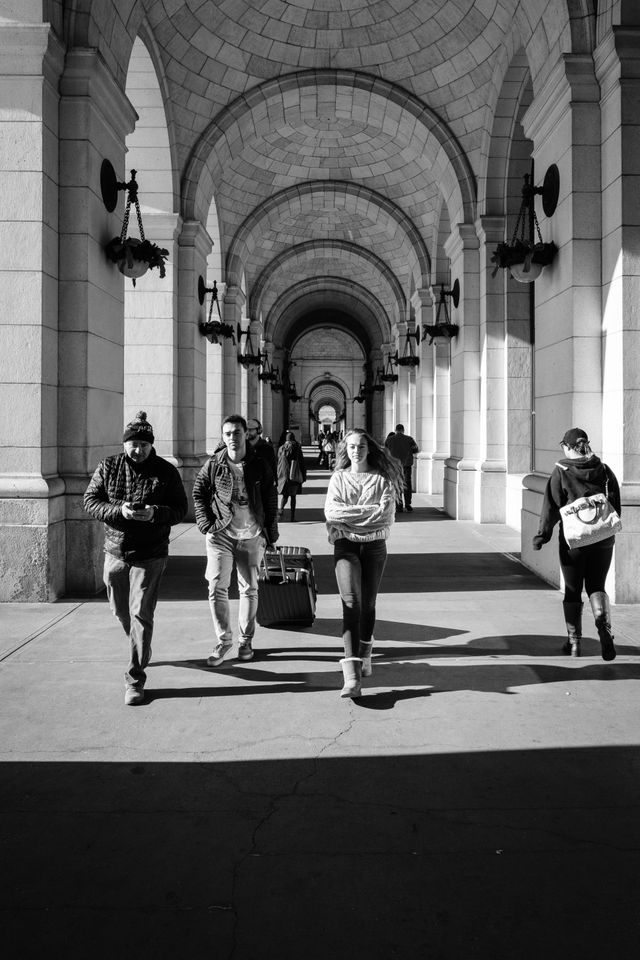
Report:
532,428,621,660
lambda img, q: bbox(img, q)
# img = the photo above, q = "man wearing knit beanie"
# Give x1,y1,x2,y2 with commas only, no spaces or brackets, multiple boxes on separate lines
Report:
84,411,188,705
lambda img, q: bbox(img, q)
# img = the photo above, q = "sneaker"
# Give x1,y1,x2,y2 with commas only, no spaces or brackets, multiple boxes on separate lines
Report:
206,641,233,667
125,685,145,706
405,505,413,512
238,640,254,661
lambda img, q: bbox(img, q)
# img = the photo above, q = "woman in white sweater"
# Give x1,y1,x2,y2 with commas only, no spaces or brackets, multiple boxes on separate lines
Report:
324,428,405,697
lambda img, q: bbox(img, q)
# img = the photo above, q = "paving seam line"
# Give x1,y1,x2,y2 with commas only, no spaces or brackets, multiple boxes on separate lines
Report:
0,603,84,662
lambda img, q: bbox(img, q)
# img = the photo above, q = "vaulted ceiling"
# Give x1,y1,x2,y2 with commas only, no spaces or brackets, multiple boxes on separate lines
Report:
60,1,597,348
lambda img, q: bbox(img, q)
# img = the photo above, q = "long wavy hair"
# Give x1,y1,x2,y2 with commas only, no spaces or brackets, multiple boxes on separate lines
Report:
334,428,405,500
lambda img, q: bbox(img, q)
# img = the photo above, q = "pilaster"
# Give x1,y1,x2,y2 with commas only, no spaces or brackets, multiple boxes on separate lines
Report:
443,223,480,518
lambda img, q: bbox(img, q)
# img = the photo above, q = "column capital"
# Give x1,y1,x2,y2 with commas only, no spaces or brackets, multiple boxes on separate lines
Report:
445,223,478,260
223,284,246,308
60,48,137,142
178,219,212,259
522,54,599,144
595,26,640,95
476,215,506,246
410,288,433,311
0,22,64,77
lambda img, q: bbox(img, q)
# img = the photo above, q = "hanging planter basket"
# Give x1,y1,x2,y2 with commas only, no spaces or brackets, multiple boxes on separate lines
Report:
101,164,169,286
422,323,459,344
198,320,236,344
105,236,169,283
491,239,557,281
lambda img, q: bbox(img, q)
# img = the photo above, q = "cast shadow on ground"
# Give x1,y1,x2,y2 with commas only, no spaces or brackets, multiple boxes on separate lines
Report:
147,619,640,709
3,747,640,958
157,549,545,601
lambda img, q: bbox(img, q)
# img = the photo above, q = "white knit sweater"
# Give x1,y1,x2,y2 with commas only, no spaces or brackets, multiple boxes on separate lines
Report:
324,469,396,543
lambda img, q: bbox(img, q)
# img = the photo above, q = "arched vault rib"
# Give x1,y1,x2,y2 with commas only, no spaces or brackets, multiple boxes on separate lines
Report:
182,70,477,230
226,181,430,291
266,277,391,351
250,240,406,327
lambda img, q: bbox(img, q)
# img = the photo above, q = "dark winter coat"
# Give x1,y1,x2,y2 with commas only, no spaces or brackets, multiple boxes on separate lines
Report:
385,432,418,466
533,455,621,550
83,451,188,562
277,440,307,495
253,436,277,476
192,448,279,544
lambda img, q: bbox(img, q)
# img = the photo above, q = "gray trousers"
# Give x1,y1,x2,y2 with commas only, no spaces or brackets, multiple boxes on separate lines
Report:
104,553,167,688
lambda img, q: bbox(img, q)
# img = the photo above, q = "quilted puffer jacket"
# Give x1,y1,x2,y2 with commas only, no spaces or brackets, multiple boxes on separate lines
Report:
83,451,188,561
192,448,279,544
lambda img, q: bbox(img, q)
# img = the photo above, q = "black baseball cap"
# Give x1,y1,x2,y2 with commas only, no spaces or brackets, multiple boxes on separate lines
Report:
560,427,588,446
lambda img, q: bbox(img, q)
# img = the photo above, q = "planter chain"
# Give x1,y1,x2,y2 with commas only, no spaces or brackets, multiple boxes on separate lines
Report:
120,170,145,243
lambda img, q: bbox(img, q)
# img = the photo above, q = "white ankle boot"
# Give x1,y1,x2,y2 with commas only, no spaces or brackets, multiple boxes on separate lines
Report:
339,657,363,698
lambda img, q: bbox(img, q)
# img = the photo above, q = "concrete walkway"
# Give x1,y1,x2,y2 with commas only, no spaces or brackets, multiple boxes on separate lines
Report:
1,468,639,959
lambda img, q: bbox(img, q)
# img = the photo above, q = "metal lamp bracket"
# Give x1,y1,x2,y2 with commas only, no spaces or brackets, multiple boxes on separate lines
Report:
100,159,139,213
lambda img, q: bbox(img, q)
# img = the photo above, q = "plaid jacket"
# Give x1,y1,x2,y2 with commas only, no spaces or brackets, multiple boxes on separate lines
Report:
192,448,279,544
83,451,188,561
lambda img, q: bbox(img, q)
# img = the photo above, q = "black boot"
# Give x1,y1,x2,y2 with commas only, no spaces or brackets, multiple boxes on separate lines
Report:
589,591,616,661
562,601,583,657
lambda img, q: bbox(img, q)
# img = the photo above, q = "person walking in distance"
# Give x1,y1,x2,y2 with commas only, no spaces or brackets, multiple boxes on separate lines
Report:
193,415,279,665
246,417,277,476
324,428,404,697
277,430,306,522
533,427,621,660
384,424,419,512
83,411,188,705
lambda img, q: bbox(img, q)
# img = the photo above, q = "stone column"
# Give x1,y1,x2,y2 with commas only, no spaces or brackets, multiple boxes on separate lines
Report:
443,224,481,518
0,23,65,599
245,317,262,423
259,338,274,440
380,341,396,437
221,284,243,416
519,56,605,588
476,215,507,521
124,212,182,465
412,289,436,492
592,29,640,601
394,321,410,427
57,49,138,595
177,220,210,503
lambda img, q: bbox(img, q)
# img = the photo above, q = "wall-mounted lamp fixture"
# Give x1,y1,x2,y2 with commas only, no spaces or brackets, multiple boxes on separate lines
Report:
380,353,398,383
353,383,367,404
396,327,420,367
422,279,460,344
258,351,278,382
237,324,262,367
491,163,559,283
101,160,168,285
287,382,300,402
197,276,235,344
270,367,284,393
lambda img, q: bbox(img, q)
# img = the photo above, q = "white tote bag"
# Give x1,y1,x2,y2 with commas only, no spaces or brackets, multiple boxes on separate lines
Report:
560,478,621,549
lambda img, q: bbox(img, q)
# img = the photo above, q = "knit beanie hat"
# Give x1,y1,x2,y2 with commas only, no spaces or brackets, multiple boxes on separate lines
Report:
123,411,154,443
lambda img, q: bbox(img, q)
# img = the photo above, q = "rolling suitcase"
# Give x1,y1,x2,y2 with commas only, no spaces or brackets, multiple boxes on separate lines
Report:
257,545,317,627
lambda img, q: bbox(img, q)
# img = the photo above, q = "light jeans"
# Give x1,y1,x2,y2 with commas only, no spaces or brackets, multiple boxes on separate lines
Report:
205,529,266,643
103,553,167,689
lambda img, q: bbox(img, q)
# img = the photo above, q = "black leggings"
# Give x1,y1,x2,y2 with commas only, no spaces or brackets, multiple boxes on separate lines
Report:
334,538,387,658
559,537,614,603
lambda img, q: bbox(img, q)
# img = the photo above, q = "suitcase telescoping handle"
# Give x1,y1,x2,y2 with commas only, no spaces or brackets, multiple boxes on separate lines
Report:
262,545,287,583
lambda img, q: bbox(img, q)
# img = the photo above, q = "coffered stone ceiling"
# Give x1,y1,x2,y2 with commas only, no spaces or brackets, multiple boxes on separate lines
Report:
61,1,596,347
